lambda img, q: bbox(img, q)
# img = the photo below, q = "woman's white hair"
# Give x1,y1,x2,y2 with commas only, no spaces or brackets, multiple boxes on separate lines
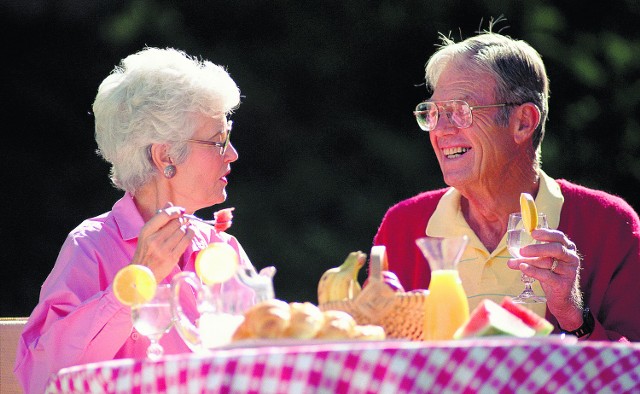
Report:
92,47,241,194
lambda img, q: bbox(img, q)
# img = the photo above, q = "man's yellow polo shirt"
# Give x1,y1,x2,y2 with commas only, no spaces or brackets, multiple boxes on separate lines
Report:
425,170,564,317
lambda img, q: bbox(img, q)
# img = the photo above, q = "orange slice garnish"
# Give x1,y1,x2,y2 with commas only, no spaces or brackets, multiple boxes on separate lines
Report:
195,242,240,285
519,192,538,233
113,265,157,306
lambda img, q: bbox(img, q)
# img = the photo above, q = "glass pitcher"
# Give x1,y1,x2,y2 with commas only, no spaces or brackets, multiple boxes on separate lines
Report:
171,265,276,352
415,235,469,341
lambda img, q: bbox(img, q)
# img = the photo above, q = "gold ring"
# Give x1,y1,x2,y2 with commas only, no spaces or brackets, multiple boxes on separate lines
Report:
550,259,559,273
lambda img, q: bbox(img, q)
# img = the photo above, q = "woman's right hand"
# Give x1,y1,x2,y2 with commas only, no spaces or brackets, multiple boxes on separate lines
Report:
130,204,195,283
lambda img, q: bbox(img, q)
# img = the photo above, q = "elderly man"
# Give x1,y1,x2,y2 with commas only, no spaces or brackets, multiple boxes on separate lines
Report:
374,30,640,341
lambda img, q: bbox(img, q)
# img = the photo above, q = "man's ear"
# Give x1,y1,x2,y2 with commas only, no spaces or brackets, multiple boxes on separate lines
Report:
149,143,173,170
513,103,541,144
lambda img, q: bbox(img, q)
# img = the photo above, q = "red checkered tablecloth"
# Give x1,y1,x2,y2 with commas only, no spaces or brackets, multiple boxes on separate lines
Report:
45,337,640,393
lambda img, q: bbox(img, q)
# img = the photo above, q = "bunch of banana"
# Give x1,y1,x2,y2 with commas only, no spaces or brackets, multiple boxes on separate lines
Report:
317,251,366,304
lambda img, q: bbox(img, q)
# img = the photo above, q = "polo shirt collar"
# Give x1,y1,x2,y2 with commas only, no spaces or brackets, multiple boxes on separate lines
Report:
426,169,564,252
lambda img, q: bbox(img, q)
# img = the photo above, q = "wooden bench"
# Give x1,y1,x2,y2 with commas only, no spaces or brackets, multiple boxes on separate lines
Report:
1,317,28,394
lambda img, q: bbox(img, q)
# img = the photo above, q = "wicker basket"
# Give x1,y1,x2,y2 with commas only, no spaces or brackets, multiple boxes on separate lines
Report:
318,246,429,341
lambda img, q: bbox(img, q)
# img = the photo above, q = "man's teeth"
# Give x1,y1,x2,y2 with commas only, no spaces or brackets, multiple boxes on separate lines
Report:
443,147,470,158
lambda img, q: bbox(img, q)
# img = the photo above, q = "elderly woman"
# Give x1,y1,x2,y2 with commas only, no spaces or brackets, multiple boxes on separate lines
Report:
15,47,254,393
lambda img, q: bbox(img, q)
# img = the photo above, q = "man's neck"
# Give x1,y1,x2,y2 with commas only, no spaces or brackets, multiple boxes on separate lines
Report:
459,170,540,252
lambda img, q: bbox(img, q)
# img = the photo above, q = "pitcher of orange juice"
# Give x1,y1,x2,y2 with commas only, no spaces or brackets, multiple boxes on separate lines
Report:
415,235,469,341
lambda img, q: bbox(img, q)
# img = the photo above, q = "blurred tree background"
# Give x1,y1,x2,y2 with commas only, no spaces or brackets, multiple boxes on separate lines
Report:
1,0,639,316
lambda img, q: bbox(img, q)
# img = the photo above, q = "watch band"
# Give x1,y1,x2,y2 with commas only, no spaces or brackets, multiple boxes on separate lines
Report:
561,307,594,338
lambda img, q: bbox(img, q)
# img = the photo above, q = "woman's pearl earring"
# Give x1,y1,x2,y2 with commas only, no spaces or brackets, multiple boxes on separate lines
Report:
163,165,176,179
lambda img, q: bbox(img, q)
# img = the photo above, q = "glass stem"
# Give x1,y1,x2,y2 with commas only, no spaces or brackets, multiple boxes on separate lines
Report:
147,339,164,361
520,277,535,298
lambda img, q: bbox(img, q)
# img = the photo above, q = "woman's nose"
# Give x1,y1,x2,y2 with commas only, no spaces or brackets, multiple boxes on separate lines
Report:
225,143,239,162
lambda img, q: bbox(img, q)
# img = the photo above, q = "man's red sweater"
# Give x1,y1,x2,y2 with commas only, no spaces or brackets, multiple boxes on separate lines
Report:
373,179,640,341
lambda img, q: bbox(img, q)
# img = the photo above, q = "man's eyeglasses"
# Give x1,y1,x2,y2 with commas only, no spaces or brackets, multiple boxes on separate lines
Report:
186,120,233,155
413,100,519,132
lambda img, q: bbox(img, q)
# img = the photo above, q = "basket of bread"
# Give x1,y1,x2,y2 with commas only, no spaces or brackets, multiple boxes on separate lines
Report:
317,246,429,341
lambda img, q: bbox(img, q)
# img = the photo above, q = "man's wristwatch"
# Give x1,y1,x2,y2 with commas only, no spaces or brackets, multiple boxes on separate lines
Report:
560,307,594,338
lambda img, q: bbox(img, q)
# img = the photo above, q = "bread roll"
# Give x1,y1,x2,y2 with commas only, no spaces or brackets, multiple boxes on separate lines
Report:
285,302,325,339
352,325,386,340
231,318,255,341
315,310,357,340
243,299,291,339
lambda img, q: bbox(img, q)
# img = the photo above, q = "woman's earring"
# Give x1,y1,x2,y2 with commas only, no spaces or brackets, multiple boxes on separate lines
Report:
163,165,176,179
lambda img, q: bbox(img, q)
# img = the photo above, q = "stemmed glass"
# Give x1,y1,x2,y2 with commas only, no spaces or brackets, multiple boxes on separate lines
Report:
506,213,548,304
131,284,174,360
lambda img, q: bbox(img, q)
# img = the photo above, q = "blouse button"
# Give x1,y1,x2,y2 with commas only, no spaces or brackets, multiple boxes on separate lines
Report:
131,331,139,341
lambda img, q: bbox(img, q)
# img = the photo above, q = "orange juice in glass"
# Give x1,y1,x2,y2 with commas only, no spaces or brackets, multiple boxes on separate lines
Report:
416,236,470,341
423,270,469,340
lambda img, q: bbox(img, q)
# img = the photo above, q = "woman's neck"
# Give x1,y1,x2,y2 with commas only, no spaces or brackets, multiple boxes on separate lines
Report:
131,180,170,222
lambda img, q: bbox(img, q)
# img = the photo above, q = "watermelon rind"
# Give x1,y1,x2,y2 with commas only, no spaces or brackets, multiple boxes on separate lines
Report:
454,299,536,339
500,297,554,336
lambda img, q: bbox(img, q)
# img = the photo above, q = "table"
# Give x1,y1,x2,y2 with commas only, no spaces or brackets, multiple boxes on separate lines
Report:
45,337,640,393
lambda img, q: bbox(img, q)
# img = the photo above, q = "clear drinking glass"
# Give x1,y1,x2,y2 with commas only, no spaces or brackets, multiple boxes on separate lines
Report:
506,213,548,304
131,284,174,360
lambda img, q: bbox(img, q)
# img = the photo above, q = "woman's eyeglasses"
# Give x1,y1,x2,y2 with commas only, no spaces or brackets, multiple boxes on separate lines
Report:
413,100,519,132
186,120,233,155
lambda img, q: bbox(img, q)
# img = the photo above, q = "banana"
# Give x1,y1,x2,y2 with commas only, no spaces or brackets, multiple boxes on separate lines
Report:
317,251,366,304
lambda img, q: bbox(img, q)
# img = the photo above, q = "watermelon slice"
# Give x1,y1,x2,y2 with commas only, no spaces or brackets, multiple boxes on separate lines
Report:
453,299,536,339
500,297,554,336
213,207,235,232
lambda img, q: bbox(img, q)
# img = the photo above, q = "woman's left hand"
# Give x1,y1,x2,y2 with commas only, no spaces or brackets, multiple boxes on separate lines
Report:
507,228,584,329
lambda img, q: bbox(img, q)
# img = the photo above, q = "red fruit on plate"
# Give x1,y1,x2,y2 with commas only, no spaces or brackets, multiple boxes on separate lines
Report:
500,296,554,336
453,299,535,339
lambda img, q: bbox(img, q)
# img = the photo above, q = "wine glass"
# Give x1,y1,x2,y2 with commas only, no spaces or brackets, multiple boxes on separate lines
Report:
506,213,548,304
131,284,174,360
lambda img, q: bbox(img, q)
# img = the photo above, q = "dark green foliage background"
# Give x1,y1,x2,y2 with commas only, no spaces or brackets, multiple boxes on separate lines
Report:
2,1,639,315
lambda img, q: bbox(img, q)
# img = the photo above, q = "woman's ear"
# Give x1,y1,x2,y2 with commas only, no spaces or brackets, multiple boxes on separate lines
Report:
513,103,541,144
149,143,173,170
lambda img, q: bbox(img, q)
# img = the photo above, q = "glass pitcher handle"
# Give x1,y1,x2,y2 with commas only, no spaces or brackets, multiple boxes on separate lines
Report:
170,271,205,352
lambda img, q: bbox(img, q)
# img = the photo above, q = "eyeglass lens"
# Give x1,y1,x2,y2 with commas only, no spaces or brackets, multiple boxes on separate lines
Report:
221,121,232,154
414,101,473,131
